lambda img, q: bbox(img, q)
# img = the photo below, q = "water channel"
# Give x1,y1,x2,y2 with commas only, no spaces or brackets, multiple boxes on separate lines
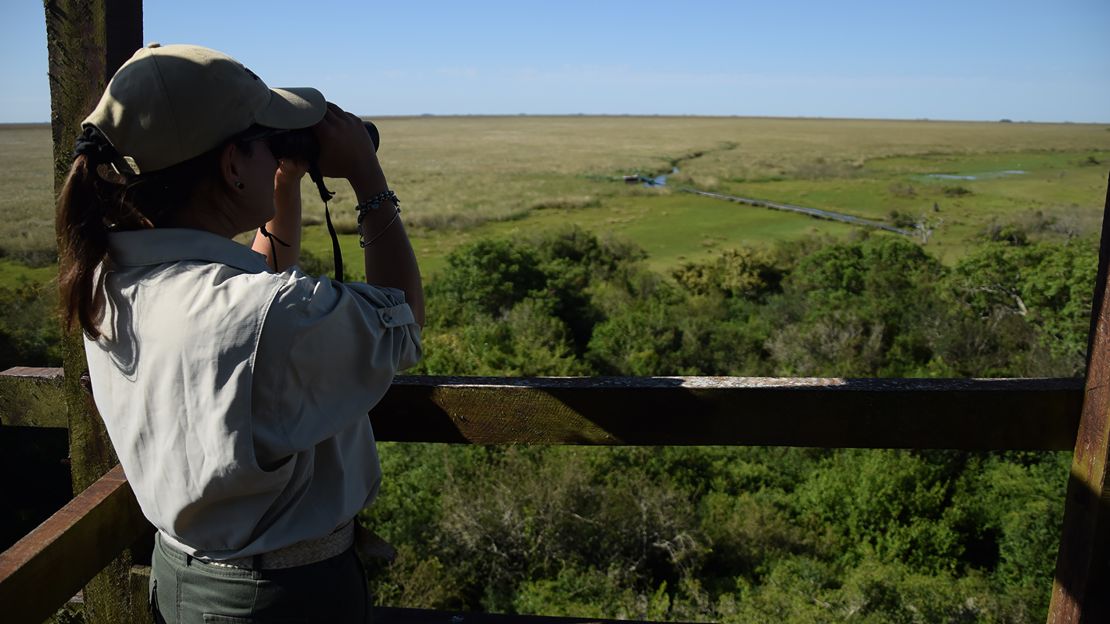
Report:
621,167,1026,238
923,170,1026,181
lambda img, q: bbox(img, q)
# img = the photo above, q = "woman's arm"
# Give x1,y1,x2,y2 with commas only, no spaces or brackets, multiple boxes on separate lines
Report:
349,167,424,328
252,161,307,272
313,104,425,328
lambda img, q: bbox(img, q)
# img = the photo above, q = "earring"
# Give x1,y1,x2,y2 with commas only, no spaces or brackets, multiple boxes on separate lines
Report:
234,180,244,189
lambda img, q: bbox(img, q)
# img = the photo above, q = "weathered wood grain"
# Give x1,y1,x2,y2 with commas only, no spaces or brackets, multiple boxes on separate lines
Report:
1048,174,1110,623
0,465,149,624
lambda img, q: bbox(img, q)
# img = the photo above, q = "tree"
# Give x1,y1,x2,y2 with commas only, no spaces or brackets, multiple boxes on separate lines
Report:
766,237,947,376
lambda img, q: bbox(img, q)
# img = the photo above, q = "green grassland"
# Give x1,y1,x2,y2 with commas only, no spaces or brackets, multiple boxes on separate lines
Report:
0,125,57,271
3,117,1109,285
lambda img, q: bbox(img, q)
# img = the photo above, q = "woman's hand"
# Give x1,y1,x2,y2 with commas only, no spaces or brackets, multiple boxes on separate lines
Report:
312,102,379,182
275,158,309,185
274,158,308,195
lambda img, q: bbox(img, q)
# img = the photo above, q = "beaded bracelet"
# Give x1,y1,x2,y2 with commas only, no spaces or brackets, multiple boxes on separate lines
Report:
358,207,402,248
355,189,399,217
356,190,401,247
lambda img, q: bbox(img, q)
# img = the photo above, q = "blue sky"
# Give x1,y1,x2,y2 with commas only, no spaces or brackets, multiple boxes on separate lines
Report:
2,0,1108,122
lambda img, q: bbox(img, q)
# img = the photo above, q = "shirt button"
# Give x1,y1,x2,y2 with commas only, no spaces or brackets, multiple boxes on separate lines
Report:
383,313,393,323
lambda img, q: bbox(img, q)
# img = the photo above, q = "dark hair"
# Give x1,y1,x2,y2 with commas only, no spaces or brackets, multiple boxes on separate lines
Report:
58,136,255,338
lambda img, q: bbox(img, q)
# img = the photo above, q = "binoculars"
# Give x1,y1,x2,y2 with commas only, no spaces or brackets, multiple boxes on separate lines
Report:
266,121,380,203
266,121,380,164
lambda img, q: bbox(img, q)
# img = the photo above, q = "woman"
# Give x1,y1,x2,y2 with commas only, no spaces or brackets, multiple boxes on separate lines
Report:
58,43,423,623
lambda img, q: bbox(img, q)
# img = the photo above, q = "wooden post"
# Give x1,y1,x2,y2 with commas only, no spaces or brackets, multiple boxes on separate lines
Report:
1048,172,1110,623
44,1,144,622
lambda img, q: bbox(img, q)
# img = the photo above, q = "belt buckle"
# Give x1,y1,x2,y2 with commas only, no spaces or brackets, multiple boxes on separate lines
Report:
205,557,253,570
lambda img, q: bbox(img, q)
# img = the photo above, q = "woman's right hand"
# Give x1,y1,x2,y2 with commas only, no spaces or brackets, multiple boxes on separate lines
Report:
312,102,380,183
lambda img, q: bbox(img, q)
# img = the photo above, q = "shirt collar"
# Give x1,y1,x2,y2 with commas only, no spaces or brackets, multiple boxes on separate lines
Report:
107,228,270,273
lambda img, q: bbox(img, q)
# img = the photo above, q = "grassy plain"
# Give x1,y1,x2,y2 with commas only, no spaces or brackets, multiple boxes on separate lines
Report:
0,125,56,270
2,117,1109,283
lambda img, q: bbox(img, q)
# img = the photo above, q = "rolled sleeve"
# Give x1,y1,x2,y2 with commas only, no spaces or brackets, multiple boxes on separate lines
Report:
253,269,422,452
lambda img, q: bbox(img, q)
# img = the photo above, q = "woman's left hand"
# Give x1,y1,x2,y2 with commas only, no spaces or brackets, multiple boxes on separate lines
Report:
275,158,309,187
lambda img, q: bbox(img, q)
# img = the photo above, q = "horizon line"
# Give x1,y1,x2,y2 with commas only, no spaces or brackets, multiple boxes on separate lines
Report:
2,113,1109,126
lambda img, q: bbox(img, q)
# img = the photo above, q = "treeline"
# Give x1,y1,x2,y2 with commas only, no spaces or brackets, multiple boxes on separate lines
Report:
361,228,1093,622
3,226,1092,378
415,227,1093,379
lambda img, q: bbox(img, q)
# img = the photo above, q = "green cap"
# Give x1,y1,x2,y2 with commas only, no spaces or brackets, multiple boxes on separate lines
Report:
83,43,326,174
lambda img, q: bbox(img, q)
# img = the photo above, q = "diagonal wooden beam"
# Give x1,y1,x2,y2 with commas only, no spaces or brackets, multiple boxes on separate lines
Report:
1048,172,1110,623
0,465,149,624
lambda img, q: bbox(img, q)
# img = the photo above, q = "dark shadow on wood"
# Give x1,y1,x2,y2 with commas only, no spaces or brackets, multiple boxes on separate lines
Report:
0,426,71,551
1050,467,1110,623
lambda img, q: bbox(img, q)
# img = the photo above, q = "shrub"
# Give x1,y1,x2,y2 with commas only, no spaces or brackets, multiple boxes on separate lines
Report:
982,222,1030,246
672,247,782,301
887,210,917,229
427,238,546,322
0,280,62,369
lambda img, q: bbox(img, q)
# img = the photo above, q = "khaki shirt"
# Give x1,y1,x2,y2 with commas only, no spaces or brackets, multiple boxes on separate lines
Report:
84,228,421,560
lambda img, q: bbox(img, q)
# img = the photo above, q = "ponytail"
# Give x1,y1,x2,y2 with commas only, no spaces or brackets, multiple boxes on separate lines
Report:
58,128,155,339
57,155,118,339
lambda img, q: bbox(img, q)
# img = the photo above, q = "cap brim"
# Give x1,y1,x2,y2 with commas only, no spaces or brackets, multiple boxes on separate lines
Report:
255,86,326,130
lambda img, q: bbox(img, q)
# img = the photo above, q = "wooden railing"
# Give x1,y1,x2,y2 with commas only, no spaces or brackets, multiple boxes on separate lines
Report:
0,368,1093,623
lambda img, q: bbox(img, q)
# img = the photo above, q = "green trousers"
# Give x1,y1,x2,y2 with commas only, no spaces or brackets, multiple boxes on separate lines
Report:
151,532,372,623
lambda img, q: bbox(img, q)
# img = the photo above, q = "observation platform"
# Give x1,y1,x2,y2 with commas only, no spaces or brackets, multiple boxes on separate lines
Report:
1,1,1107,621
